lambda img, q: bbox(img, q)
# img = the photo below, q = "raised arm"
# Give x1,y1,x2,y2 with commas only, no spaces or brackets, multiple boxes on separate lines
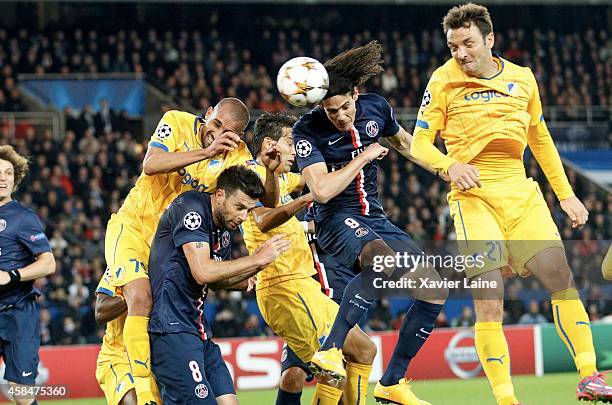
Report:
411,79,480,190
386,126,449,180
209,275,254,291
258,142,282,208
143,132,241,175
251,193,314,233
183,235,291,286
302,144,388,204
410,127,458,175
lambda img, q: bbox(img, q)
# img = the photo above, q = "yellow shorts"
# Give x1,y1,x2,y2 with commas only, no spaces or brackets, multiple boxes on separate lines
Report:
95,360,135,405
449,177,563,278
257,277,338,363
96,360,161,405
105,215,151,287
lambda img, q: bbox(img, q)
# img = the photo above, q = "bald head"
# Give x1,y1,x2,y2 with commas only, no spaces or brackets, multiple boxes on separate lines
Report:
201,98,251,148
212,98,250,132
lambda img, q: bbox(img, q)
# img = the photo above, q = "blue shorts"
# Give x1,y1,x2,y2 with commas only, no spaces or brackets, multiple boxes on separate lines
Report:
151,332,234,404
310,239,370,328
316,213,422,270
0,299,40,385
280,343,314,382
310,238,356,304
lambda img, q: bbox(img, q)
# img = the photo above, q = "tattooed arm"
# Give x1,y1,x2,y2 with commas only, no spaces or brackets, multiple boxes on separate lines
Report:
182,236,291,286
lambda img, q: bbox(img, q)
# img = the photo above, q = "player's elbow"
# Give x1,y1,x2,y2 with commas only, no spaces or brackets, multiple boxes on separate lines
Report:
196,274,218,285
41,253,56,277
193,268,220,285
94,305,106,325
45,261,56,277
312,188,332,204
142,159,161,176
254,216,275,233
94,296,109,324
256,222,274,234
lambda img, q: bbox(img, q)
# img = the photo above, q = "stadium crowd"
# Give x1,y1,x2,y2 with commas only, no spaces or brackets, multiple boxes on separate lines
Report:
0,6,610,113
0,5,609,344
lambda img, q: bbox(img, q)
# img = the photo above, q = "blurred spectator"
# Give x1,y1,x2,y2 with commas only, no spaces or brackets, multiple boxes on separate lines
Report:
240,314,266,338
58,316,81,345
518,300,549,325
435,309,449,328
95,99,118,134
212,290,248,338
451,306,475,327
505,280,525,323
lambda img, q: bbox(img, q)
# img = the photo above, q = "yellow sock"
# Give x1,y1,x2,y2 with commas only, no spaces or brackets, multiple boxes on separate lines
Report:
475,322,518,405
344,362,371,405
552,288,597,379
311,383,343,405
124,315,156,404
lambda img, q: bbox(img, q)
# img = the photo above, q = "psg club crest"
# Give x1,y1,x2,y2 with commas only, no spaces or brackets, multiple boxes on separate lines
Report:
221,231,230,248
194,383,209,399
0,219,6,232
355,227,369,238
365,120,379,137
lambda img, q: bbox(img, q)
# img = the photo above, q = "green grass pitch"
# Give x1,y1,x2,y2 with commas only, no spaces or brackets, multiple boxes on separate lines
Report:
39,372,591,404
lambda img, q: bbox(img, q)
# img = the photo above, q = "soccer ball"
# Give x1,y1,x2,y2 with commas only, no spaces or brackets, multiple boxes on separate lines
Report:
276,57,329,107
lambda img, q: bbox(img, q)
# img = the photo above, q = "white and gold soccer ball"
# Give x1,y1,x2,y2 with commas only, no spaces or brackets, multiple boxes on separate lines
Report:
276,57,329,107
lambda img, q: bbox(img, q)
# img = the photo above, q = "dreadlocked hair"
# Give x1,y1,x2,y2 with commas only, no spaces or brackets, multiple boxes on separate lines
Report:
324,41,384,99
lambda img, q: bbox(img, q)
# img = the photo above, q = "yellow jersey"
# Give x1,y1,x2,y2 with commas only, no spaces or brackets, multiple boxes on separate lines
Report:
99,111,253,363
241,164,315,291
95,268,128,364
115,110,254,245
411,56,573,200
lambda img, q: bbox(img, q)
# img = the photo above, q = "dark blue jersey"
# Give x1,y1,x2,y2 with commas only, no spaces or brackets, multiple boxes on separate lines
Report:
293,93,400,221
0,200,51,305
148,191,232,340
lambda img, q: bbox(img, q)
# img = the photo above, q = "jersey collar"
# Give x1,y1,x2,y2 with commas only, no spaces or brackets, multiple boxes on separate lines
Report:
479,52,504,80
0,199,15,209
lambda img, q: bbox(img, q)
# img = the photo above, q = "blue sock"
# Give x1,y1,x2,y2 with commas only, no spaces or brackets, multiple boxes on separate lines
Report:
380,300,443,386
320,274,373,350
275,388,302,405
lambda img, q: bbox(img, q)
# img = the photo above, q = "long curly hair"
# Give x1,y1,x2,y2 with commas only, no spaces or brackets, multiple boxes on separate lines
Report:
324,41,384,99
